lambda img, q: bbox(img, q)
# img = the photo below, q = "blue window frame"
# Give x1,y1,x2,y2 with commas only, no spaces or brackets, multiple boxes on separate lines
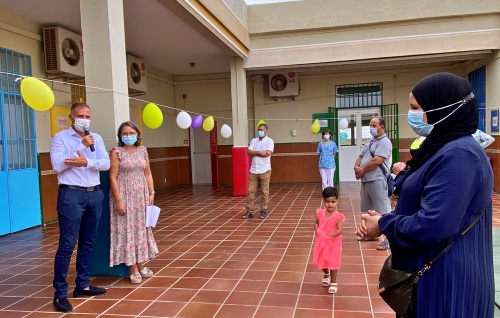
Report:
468,66,486,132
0,47,41,235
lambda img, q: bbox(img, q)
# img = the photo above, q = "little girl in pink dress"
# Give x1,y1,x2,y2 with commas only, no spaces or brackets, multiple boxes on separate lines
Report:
313,187,345,294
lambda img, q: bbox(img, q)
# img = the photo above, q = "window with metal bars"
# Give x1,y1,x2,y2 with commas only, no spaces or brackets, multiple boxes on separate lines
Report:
71,82,86,104
0,48,36,171
336,82,382,108
468,67,486,132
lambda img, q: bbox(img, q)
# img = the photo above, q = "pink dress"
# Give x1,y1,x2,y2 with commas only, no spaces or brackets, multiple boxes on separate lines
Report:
313,209,345,270
109,146,158,266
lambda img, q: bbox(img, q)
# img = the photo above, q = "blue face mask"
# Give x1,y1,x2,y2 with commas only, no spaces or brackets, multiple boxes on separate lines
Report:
258,131,265,138
323,134,330,140
122,135,137,145
407,110,434,137
369,128,378,137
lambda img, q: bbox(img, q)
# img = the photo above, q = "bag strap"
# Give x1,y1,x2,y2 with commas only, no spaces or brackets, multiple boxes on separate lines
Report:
368,139,389,176
416,209,485,277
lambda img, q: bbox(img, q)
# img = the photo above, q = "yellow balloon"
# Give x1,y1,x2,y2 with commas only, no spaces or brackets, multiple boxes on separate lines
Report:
203,116,214,131
20,77,55,111
256,119,266,128
142,103,163,129
311,119,320,133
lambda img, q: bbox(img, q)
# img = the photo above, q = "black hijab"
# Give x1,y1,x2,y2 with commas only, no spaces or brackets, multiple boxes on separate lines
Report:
406,72,478,170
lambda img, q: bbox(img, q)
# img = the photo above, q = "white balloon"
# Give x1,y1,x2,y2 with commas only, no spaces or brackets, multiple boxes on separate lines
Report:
221,124,232,138
339,118,349,130
176,111,192,129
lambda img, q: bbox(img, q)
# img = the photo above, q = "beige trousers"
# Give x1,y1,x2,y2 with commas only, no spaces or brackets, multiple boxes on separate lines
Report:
246,169,272,213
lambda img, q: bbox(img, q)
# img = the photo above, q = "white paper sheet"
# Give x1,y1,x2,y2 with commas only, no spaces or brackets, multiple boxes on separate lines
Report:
145,205,161,228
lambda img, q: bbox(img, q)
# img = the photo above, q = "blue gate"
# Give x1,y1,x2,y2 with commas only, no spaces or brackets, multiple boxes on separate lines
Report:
0,48,41,235
468,66,486,132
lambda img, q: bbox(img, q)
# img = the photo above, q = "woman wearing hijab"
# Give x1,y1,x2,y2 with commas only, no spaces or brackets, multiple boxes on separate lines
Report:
356,73,494,317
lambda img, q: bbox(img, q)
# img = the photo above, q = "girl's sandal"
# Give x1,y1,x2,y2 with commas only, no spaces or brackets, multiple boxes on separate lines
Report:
139,267,154,278
322,272,331,287
328,283,338,294
130,272,142,284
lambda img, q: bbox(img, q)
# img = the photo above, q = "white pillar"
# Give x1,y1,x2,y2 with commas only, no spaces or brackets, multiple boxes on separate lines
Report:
230,57,248,146
80,0,130,150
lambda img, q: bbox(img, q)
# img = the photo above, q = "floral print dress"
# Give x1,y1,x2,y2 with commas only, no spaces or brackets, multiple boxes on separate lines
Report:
109,146,158,266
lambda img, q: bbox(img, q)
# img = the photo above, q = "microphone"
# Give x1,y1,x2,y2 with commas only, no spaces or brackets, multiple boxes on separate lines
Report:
84,129,95,152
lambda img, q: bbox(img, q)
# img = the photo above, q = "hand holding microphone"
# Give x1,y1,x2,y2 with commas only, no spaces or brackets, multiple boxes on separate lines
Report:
83,130,95,152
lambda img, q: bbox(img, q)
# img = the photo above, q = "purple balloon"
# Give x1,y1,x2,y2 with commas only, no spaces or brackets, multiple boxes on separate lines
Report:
191,114,202,129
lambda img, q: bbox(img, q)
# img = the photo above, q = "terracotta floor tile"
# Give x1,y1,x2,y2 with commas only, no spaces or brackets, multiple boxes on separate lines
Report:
125,287,167,300
3,311,40,318
260,292,298,307
171,277,207,289
214,304,257,318
98,287,136,299
191,290,230,304
294,308,333,318
104,299,150,315
334,296,372,311
184,268,218,278
224,291,263,305
272,271,304,282
139,301,185,317
333,311,374,318
267,281,302,294
234,280,269,292
141,276,178,288
24,312,63,317
2,285,46,297
296,294,333,310
3,297,51,311
242,270,275,281
254,306,295,318
74,299,117,314
203,278,237,291
158,288,197,302
176,302,221,318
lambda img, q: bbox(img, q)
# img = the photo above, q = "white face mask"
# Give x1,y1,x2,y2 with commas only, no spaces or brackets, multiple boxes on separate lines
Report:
71,115,91,132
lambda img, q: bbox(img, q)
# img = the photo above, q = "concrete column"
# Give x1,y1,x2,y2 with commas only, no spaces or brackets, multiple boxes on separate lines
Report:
230,57,249,196
230,57,248,146
80,0,130,277
80,0,130,150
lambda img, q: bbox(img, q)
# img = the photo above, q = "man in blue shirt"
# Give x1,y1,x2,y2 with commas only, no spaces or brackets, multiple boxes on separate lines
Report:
50,103,110,312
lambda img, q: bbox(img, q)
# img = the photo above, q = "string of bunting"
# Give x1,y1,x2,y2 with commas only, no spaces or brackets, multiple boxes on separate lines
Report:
5,71,466,137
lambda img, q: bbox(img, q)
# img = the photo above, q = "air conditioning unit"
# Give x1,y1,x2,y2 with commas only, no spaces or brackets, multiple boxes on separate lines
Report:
43,26,84,79
269,72,299,97
126,54,147,95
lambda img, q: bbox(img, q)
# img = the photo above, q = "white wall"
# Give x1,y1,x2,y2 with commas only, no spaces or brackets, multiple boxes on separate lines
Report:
130,72,177,148
486,51,500,135
248,0,500,34
174,74,233,146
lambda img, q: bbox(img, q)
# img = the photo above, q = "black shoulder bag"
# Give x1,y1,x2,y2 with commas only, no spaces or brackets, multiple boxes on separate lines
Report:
368,139,394,197
378,210,485,317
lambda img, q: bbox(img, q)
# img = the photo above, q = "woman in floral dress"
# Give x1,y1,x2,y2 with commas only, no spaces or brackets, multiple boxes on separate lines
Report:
109,121,158,284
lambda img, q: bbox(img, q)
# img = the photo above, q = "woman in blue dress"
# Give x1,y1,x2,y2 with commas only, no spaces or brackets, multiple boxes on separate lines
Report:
317,129,338,189
317,129,339,190
357,72,494,317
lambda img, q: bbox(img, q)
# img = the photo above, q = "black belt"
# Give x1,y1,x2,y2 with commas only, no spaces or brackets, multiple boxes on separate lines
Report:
59,184,100,192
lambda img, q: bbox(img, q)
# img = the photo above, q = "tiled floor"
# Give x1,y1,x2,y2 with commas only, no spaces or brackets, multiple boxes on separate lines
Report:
0,182,499,317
